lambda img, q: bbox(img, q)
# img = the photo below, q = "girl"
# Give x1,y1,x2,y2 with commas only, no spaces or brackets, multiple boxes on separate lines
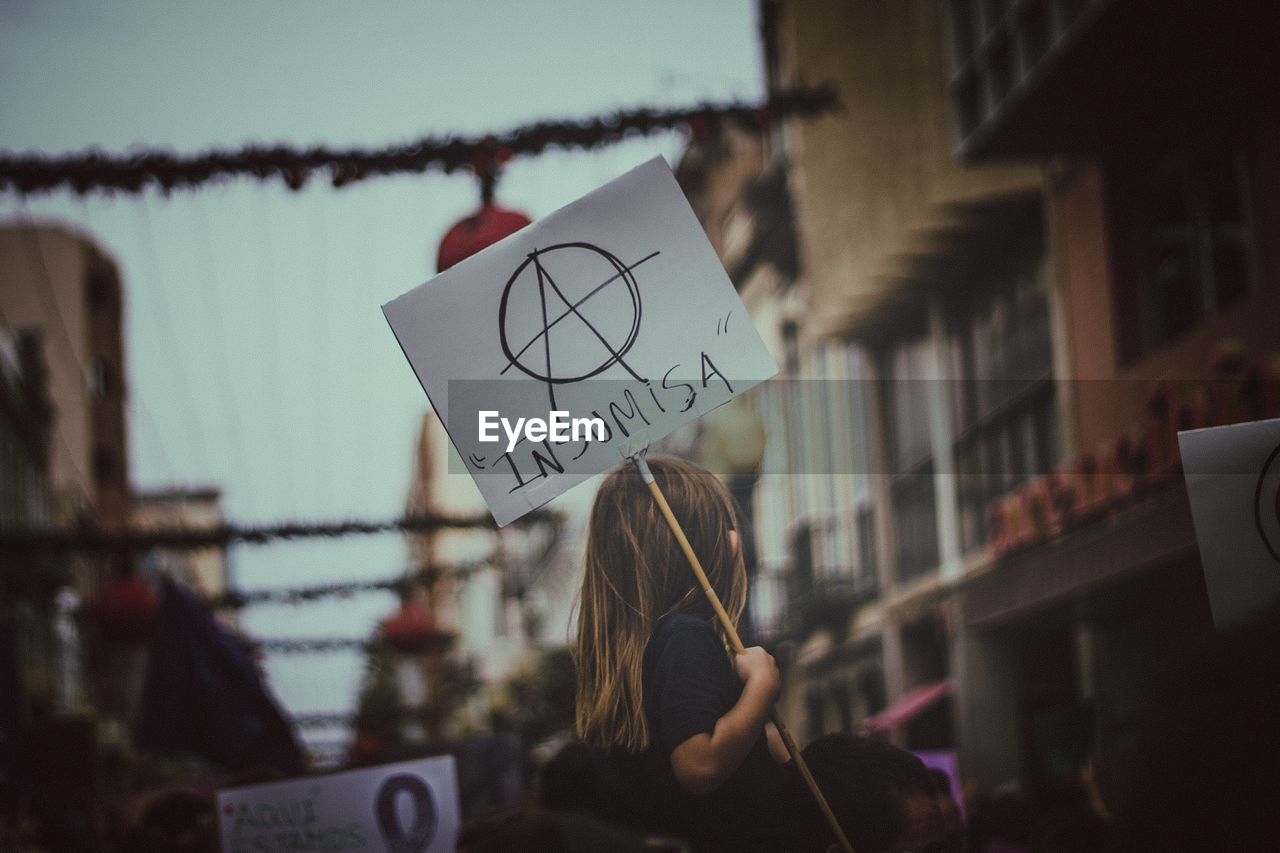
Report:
573,455,792,850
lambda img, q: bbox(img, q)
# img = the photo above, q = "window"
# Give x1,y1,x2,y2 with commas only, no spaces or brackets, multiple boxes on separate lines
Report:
1128,146,1256,357
805,342,876,589
883,338,940,582
950,249,1058,553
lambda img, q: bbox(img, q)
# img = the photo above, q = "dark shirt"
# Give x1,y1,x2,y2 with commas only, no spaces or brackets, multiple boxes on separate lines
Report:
642,613,776,771
542,613,800,851
636,613,793,850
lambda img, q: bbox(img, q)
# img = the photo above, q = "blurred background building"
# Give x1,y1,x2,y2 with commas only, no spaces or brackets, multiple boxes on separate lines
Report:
677,0,1278,813
132,486,228,597
0,224,132,712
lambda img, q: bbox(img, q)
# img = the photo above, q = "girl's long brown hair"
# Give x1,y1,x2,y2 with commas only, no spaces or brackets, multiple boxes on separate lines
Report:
574,455,747,753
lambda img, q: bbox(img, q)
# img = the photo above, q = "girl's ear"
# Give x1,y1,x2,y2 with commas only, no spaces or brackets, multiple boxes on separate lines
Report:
728,529,741,557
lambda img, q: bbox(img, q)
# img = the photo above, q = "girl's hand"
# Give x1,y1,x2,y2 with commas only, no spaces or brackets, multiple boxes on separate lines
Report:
672,645,782,796
733,646,780,699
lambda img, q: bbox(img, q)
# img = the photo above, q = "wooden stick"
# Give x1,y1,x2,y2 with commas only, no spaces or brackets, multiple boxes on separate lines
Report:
630,454,855,853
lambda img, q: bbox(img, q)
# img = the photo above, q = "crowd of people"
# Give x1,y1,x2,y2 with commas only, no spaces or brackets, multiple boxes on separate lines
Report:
472,457,1278,853
7,456,1278,851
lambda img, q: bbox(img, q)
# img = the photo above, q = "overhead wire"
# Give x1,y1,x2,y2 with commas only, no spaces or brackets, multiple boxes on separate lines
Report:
0,86,838,196
354,185,381,512
250,188,300,516
73,194,179,482
0,507,560,555
131,194,215,477
187,189,262,511
306,185,337,515
12,203,96,505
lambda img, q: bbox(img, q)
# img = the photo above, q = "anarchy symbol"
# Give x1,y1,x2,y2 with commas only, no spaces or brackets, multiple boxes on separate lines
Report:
498,242,657,409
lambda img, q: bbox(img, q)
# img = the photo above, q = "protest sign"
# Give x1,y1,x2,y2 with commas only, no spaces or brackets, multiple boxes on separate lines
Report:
383,157,777,526
1179,417,1280,628
216,755,459,853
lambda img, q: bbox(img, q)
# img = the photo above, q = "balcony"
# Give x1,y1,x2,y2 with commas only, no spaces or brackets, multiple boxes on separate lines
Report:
945,0,1266,159
785,512,879,635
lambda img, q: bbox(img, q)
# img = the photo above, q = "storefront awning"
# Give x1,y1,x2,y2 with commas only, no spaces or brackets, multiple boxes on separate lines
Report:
860,679,951,734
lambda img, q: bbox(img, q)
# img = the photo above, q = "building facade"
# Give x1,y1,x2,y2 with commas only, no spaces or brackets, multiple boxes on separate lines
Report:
1,223,133,719
680,0,1277,810
944,0,1280,805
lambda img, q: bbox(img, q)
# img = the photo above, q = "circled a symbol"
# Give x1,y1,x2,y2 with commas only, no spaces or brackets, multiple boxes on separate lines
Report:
1254,441,1280,566
498,242,655,409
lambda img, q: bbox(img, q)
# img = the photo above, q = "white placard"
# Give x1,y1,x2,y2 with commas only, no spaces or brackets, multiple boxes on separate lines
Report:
216,755,459,853
1179,417,1280,628
383,157,777,525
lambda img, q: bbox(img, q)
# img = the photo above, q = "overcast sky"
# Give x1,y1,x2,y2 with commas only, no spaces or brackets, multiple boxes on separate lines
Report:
0,0,763,759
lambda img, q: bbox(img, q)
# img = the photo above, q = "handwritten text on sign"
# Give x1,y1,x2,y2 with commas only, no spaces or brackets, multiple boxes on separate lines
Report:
383,157,777,525
216,755,459,853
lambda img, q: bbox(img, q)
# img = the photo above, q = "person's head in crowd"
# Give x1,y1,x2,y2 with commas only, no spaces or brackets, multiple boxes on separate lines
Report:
457,807,680,852
928,768,965,852
121,787,217,853
789,733,955,853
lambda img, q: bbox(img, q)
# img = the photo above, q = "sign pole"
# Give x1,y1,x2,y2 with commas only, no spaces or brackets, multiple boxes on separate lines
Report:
630,453,855,853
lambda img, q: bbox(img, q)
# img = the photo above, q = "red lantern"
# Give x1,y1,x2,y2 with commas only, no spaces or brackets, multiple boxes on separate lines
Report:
91,576,158,644
379,600,451,655
435,204,531,274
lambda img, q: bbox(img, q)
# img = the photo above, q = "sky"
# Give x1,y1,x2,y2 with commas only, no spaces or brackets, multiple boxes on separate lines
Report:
0,0,764,760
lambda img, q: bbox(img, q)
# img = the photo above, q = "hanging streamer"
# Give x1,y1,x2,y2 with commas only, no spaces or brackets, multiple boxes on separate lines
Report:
205,560,491,610
0,509,560,556
0,87,837,195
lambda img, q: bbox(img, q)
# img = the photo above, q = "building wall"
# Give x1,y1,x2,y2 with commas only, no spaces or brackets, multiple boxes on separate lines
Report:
0,329,52,530
0,225,94,519
0,223,130,536
943,0,1279,804
85,252,130,529
753,1,1058,756
1,223,131,718
667,0,1280,807
772,0,1041,339
1054,156,1280,453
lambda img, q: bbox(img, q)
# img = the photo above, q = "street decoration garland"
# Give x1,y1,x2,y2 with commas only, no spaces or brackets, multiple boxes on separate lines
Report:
0,86,837,196
205,560,491,609
0,508,558,556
